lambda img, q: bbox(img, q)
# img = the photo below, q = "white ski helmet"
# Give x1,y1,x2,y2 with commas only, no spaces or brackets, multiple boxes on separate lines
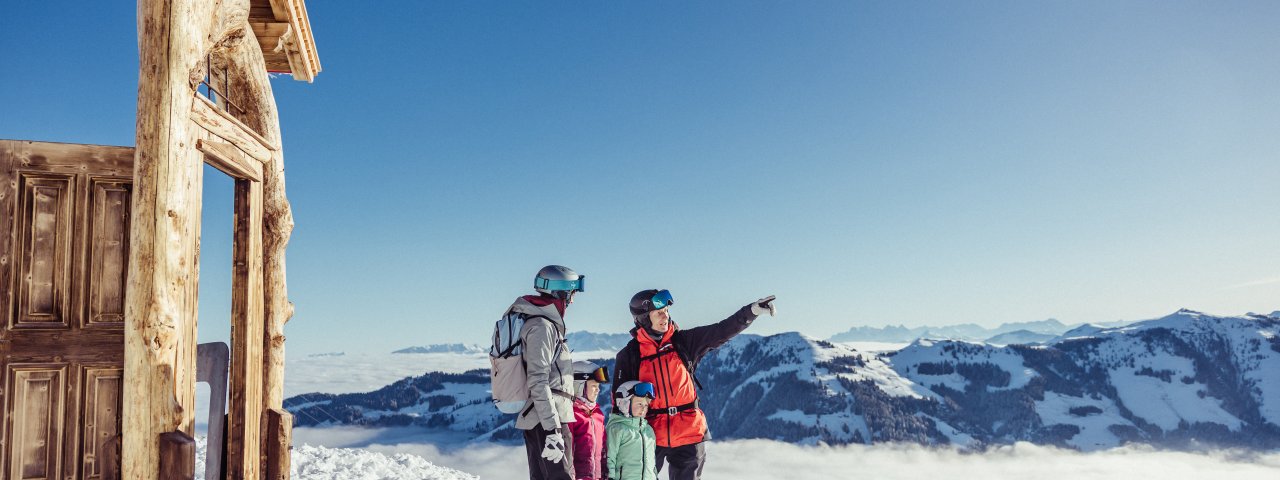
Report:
613,380,656,417
572,361,609,402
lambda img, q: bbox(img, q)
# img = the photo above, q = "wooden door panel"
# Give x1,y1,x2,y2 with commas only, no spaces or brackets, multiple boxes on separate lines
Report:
14,174,75,328
1,141,132,480
85,179,130,327
5,365,66,480
80,367,123,480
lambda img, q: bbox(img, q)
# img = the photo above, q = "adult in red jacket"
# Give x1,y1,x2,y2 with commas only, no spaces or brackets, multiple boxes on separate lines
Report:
613,289,776,480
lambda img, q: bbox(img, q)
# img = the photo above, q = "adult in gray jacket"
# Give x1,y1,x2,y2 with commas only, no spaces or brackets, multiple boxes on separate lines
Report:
512,265,586,480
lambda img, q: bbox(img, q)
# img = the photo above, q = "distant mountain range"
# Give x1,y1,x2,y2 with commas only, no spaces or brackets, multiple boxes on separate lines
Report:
292,309,1280,451
828,317,1136,343
393,343,487,355
392,332,632,356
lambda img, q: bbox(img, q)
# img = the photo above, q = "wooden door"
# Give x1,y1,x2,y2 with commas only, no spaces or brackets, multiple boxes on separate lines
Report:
0,140,133,480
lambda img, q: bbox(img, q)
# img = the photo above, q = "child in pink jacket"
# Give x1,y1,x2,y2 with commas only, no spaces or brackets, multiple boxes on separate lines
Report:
569,361,609,480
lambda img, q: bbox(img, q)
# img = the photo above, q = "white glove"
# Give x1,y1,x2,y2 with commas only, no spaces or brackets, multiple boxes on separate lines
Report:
750,295,777,317
541,432,566,463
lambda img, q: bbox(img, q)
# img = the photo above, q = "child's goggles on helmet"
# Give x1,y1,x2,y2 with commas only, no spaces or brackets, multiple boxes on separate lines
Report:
628,382,656,400
574,366,610,383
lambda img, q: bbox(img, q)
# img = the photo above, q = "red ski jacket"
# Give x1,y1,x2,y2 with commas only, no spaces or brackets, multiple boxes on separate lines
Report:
612,306,755,448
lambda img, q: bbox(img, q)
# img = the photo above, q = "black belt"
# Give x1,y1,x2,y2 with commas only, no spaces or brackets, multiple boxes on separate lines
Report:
646,399,699,419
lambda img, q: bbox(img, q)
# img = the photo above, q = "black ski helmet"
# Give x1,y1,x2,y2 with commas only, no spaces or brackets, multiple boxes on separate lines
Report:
629,289,663,327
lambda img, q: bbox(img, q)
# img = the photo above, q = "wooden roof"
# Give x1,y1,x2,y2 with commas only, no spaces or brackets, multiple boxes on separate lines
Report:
249,0,321,82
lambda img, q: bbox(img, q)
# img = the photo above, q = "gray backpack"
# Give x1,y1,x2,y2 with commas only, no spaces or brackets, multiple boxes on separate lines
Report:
489,308,533,413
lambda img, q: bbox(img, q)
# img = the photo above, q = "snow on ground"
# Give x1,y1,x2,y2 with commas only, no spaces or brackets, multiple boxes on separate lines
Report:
837,341,911,353
286,427,1280,480
194,434,477,480
888,338,1037,392
1035,391,1132,450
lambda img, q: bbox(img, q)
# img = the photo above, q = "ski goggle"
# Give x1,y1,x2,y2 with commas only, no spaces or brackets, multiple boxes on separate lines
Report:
647,290,674,310
574,366,609,383
622,382,656,400
535,275,585,293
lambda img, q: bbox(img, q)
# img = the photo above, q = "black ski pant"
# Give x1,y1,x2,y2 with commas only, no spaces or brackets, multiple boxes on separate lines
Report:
523,423,576,480
655,442,706,480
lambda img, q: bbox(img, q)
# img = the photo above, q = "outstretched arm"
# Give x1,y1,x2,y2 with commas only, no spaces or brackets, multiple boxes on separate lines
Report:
680,296,776,363
679,305,756,363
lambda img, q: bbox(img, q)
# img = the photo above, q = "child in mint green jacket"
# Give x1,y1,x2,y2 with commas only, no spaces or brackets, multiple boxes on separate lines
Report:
606,381,657,480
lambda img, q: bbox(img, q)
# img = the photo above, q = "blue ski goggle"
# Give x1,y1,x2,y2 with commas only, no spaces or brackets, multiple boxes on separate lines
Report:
648,290,674,310
535,275,585,293
618,382,656,400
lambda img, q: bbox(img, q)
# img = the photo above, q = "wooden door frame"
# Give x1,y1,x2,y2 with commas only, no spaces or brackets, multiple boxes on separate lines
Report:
127,1,298,478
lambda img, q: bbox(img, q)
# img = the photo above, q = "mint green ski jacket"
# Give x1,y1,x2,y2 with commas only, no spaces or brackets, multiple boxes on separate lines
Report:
605,414,656,480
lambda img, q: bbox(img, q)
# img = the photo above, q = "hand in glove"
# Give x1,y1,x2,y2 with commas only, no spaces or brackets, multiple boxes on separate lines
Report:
541,432,566,463
750,295,777,317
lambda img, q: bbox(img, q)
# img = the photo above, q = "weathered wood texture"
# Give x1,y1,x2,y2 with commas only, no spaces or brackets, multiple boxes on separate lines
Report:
158,431,195,480
263,409,292,479
226,177,265,479
0,140,131,480
197,138,263,182
101,434,123,480
248,0,321,81
124,0,260,476
190,94,276,163
211,21,297,425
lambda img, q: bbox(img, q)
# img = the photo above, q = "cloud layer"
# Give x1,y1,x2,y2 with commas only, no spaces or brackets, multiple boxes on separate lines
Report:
295,427,1280,480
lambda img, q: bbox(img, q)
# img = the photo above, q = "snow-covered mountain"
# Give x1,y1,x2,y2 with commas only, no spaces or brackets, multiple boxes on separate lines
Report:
393,344,487,355
286,309,1280,451
391,332,630,357
830,318,1074,343
984,329,1057,345
565,331,632,353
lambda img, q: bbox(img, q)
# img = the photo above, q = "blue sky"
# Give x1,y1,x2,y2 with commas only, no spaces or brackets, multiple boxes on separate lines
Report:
2,2,1278,354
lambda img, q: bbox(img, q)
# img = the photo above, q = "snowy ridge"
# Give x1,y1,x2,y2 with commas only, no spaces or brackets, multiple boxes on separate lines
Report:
286,309,1280,451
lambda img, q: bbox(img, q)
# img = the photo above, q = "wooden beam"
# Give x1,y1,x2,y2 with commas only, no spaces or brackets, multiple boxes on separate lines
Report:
226,178,265,480
263,409,293,479
251,21,290,38
190,94,277,163
198,138,263,182
264,0,321,82
125,0,206,477
158,432,196,480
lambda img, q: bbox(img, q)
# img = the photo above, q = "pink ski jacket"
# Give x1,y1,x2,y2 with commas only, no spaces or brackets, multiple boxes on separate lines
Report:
569,398,607,480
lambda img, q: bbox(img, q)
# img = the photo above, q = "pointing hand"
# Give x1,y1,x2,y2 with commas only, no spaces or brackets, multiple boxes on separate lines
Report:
750,295,777,317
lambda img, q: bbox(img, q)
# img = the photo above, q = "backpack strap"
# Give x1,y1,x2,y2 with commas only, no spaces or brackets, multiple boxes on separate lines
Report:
519,391,581,417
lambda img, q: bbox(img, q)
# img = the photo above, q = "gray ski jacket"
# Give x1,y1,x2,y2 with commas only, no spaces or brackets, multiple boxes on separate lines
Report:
512,296,576,431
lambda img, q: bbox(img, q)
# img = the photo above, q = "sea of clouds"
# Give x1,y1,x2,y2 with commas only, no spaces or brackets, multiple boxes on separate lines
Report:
293,427,1280,480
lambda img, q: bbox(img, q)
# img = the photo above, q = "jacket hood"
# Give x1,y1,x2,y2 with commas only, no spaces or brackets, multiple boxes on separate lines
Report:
511,296,566,328
521,294,566,316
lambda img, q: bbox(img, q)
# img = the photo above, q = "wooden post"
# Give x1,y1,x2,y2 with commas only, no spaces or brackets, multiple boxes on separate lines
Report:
261,122,294,417
158,431,196,480
125,0,208,477
226,178,265,479
263,408,293,479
